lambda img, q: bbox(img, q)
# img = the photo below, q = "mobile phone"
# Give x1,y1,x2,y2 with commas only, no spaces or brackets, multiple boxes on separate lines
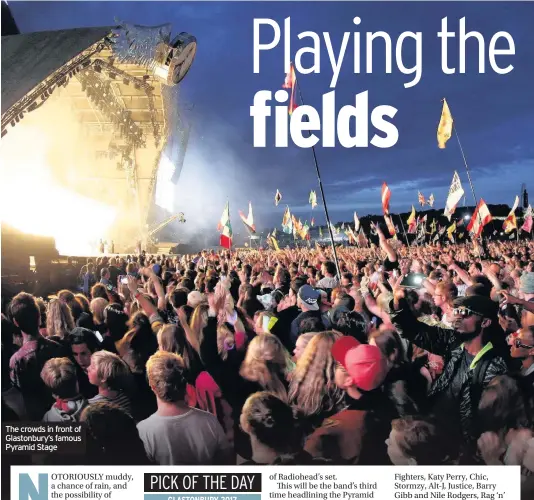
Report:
400,273,426,289
120,276,129,285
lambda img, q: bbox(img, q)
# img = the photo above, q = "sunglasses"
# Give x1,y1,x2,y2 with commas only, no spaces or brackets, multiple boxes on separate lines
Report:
514,338,534,350
453,307,482,317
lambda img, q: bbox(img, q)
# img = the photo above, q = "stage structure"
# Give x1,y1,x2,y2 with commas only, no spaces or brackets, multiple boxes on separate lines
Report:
1,22,196,255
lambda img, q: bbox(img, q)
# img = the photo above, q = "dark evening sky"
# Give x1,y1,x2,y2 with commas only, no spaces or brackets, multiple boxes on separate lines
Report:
9,1,534,230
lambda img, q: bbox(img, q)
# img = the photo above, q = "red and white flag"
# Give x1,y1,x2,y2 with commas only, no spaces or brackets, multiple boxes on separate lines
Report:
444,171,465,221
218,202,232,249
467,199,492,238
503,196,519,234
282,62,298,115
521,205,533,233
239,202,256,233
381,182,391,215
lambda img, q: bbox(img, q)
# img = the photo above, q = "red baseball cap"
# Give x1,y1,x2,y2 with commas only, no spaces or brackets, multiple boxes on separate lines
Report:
331,337,388,392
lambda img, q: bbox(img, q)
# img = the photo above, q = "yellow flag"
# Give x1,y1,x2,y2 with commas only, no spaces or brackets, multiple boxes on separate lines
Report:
447,221,456,240
437,99,453,149
407,205,416,225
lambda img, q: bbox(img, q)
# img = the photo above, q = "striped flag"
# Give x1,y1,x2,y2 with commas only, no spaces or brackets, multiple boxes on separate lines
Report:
217,200,229,232
219,202,232,249
282,62,298,115
239,202,256,233
437,98,453,149
381,182,391,215
467,199,492,238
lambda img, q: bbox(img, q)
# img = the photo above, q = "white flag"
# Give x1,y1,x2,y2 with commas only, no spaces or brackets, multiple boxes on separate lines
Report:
354,212,360,232
444,171,465,221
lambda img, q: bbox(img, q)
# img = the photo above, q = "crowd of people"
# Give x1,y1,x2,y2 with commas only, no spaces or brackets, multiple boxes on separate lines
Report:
1,228,533,490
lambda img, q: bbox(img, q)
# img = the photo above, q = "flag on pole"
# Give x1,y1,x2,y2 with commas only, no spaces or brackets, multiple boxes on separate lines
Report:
239,202,256,233
467,199,492,238
219,202,232,249
428,193,435,207
309,190,317,209
319,226,323,238
282,62,298,115
418,191,426,206
407,205,416,225
437,98,453,149
311,217,315,227
282,207,292,234
354,212,360,232
521,205,533,233
272,228,277,237
217,200,229,232
416,220,426,243
407,205,417,234
269,235,280,251
358,228,369,248
444,171,465,220
384,214,396,236
447,221,456,241
274,189,282,206
503,196,519,234
429,219,437,235
345,225,357,245
381,182,391,215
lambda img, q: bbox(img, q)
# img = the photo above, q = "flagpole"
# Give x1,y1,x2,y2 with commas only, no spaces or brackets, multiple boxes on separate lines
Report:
448,103,484,242
296,80,341,279
453,127,478,206
397,214,410,247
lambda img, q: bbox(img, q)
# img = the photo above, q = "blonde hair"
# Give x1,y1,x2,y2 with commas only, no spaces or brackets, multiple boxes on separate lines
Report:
46,299,75,339
91,351,131,391
188,303,208,353
146,351,186,402
240,333,292,401
288,331,343,417
41,357,78,398
91,297,109,325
